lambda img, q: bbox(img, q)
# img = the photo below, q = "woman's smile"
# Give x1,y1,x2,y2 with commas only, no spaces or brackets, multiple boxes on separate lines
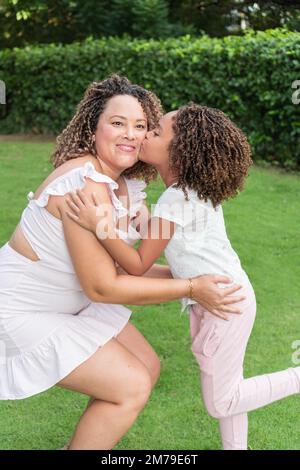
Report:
116,144,137,153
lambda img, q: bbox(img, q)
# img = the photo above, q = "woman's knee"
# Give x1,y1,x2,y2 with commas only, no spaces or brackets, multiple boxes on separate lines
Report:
58,340,153,411
149,353,161,388
116,322,161,388
120,364,153,412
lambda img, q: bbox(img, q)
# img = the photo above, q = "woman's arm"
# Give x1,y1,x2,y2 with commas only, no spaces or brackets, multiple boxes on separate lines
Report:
60,180,245,319
65,188,174,276
59,182,185,304
66,188,173,278
61,206,186,304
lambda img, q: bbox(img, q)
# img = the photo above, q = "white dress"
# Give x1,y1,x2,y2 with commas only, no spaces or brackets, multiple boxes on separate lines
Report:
0,161,147,400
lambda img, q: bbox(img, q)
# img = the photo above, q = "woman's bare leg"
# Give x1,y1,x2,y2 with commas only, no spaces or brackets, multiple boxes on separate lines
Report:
57,337,152,450
116,321,161,387
82,322,160,414
84,321,160,411
60,322,160,449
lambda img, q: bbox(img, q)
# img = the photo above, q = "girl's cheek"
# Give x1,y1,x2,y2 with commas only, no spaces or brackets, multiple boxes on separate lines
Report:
138,131,147,142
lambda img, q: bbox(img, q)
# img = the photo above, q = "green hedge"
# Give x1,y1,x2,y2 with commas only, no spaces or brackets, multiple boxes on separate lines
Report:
0,29,299,168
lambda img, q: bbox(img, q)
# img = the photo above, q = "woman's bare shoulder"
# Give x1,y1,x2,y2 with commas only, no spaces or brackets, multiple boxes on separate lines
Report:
54,155,101,174
34,155,100,200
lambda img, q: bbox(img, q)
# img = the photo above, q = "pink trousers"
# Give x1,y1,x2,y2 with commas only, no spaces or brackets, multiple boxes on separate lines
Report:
190,282,300,450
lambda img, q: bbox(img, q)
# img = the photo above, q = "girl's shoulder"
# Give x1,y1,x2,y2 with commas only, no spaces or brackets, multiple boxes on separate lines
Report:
153,186,201,228
158,185,215,209
157,185,222,218
156,184,185,204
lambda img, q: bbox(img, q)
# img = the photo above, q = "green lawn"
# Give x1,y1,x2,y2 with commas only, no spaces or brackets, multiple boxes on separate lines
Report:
0,141,300,450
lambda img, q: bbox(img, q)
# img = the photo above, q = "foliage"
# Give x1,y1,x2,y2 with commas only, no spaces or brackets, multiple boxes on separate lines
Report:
0,0,299,48
1,29,299,168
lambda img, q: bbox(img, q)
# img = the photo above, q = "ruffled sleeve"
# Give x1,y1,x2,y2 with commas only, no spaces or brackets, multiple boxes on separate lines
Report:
124,178,147,220
113,178,147,246
27,161,128,218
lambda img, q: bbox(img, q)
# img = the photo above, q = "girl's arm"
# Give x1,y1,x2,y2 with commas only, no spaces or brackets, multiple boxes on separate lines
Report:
102,216,173,276
63,186,245,319
116,263,173,279
60,181,186,305
65,188,174,276
143,264,173,278
105,216,174,275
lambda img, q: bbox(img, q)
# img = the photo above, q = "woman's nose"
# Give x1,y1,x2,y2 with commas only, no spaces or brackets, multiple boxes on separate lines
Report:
124,126,135,140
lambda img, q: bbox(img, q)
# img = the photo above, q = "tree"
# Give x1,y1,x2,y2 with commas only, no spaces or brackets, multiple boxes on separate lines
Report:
0,0,299,49
168,1,300,37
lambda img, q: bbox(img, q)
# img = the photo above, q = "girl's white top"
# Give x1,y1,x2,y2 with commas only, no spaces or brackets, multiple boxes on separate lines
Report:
152,185,249,312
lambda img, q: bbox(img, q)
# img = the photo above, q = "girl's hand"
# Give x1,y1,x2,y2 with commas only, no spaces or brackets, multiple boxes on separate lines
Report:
192,275,246,320
65,189,102,233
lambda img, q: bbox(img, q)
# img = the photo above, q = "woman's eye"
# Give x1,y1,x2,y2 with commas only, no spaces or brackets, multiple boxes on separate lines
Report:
112,121,123,126
136,124,146,129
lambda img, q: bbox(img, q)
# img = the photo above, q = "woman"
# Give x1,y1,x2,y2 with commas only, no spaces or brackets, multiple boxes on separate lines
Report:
0,75,243,450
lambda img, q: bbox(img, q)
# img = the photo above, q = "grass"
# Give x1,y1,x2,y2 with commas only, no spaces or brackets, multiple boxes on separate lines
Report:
0,141,300,450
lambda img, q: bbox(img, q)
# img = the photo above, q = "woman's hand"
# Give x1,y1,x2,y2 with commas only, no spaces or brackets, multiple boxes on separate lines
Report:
65,189,105,233
192,275,245,320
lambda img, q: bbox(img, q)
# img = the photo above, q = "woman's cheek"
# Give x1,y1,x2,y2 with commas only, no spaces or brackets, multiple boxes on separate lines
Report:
101,126,119,140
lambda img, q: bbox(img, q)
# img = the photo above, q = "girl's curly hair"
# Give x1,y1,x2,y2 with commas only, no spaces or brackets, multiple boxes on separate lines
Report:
51,74,163,183
170,103,253,207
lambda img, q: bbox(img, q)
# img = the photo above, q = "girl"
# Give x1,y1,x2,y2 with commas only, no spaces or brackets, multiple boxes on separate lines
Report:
65,103,300,450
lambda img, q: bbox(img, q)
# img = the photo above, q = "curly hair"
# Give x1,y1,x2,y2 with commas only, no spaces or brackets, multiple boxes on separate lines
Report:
51,75,163,183
170,103,253,207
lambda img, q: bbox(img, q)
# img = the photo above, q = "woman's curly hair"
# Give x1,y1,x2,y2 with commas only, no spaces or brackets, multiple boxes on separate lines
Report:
170,103,253,207
51,74,163,183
